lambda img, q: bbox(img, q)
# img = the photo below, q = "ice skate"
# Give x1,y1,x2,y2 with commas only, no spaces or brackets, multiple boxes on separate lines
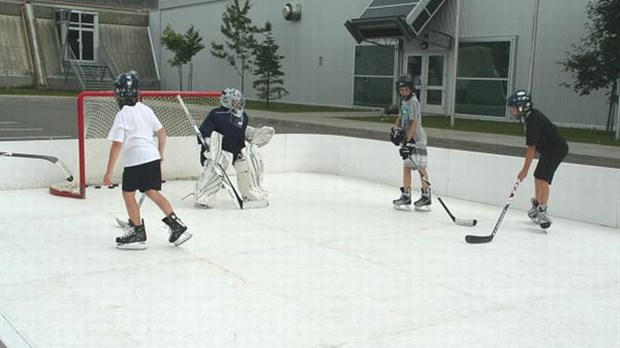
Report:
528,198,539,223
414,188,432,211
392,187,412,210
162,213,192,246
116,221,147,250
537,205,552,229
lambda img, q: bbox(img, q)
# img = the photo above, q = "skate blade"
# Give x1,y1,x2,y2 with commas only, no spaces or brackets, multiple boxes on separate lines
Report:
414,205,431,212
116,242,147,250
392,204,412,211
173,231,193,246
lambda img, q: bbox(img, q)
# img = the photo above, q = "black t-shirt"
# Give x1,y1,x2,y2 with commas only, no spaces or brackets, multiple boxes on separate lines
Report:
198,106,248,156
524,109,568,154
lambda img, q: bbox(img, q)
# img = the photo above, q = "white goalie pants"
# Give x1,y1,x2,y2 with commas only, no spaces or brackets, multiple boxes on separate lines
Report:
194,146,267,208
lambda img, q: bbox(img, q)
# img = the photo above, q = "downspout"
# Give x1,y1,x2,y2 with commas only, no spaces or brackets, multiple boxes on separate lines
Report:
614,79,620,140
449,0,461,126
23,0,47,88
527,0,540,92
147,26,160,83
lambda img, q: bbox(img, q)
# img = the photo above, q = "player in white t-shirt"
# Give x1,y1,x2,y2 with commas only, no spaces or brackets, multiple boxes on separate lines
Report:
103,72,192,249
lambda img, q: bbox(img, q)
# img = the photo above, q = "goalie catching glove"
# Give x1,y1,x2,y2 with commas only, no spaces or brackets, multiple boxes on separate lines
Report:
390,126,405,146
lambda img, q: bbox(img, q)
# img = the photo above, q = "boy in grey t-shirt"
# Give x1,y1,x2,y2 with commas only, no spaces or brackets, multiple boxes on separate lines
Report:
390,75,431,209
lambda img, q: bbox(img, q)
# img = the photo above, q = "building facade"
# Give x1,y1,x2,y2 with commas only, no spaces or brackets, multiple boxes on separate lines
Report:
152,0,609,129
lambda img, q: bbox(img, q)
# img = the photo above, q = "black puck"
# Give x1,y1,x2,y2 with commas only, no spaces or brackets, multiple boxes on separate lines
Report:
95,185,101,189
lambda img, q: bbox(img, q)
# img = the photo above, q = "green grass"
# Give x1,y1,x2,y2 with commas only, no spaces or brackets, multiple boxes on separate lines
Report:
245,100,361,112
0,87,80,97
347,114,620,147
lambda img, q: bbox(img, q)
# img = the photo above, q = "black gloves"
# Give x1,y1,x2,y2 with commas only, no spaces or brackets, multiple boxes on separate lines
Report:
399,141,415,159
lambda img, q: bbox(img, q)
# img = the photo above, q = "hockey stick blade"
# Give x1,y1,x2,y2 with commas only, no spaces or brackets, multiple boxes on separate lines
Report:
465,179,521,244
115,192,146,228
423,178,477,227
465,234,494,244
1,151,74,181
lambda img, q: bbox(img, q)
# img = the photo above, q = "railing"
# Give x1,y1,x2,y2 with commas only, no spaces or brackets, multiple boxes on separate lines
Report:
98,46,119,78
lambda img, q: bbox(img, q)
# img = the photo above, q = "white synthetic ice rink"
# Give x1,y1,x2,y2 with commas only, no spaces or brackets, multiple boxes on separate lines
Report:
0,173,619,348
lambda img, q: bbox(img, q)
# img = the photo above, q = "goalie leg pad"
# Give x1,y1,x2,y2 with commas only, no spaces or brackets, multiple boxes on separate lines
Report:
194,163,221,208
234,156,267,202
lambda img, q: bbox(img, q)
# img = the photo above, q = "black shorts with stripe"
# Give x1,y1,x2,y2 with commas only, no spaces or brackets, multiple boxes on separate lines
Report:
122,160,162,192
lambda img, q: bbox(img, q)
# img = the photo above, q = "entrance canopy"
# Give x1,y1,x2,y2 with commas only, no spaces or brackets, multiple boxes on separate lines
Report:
345,0,447,44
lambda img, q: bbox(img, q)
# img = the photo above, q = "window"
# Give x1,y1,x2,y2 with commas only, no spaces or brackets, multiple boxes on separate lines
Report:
455,41,511,117
353,45,395,107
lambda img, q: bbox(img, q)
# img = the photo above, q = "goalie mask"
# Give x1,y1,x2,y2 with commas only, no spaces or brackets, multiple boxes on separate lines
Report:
114,72,140,108
221,88,245,118
507,90,532,119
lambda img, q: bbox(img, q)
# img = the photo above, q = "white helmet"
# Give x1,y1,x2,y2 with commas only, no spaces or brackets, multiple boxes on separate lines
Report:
220,88,245,118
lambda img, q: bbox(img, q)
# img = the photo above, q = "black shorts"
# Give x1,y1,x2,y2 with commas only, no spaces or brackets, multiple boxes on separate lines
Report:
534,149,568,184
122,160,162,192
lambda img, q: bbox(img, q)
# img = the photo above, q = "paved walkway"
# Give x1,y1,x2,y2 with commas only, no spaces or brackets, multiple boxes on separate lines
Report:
249,110,620,169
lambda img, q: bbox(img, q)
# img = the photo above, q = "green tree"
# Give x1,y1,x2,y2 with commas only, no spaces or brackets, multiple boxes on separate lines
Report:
184,25,206,91
211,0,262,93
160,24,205,91
252,22,288,107
559,0,620,132
161,24,187,90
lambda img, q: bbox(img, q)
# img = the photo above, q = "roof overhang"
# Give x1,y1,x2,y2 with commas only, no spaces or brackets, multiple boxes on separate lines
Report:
345,17,415,44
344,0,450,48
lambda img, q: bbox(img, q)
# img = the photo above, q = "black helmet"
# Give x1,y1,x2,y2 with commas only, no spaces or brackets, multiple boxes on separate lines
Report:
396,74,415,89
507,90,532,116
114,72,140,107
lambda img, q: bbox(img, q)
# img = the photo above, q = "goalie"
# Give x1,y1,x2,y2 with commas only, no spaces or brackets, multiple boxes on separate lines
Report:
194,88,274,209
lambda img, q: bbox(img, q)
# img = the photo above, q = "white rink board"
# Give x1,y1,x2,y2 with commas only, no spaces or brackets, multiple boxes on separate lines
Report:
1,134,619,227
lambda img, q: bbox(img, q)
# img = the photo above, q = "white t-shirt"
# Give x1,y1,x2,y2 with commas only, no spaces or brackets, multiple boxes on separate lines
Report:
107,102,163,167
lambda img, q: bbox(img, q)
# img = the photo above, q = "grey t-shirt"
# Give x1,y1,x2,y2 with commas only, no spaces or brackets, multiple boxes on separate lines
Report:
399,95,427,145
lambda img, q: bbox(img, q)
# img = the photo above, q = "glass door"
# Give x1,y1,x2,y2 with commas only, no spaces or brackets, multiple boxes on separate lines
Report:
406,54,446,114
67,11,97,62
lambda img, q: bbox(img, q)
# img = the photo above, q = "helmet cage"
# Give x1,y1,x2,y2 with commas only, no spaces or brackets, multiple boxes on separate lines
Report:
220,88,245,118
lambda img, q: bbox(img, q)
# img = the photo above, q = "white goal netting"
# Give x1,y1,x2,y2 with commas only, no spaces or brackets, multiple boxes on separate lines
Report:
51,91,221,198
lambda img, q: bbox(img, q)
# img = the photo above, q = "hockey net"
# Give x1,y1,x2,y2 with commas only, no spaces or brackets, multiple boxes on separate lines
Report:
50,91,221,199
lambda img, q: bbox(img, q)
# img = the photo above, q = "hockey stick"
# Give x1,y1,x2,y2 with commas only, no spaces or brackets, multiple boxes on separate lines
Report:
465,179,521,244
176,95,243,209
421,177,477,227
0,151,74,182
115,192,146,228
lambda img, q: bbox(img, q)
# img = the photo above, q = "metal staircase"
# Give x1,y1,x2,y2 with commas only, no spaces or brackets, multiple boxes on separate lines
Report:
64,60,115,91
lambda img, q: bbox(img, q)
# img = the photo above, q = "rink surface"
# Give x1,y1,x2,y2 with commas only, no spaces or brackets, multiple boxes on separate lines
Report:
0,172,618,348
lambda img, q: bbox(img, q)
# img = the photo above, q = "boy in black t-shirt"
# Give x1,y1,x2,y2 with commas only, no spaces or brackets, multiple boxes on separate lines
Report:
507,90,569,229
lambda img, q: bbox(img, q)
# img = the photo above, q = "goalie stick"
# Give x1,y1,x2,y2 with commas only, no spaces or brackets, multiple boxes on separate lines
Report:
421,177,477,227
176,95,243,209
0,151,74,182
465,179,521,244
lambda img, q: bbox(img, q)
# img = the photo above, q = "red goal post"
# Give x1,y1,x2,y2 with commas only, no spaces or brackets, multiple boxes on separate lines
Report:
50,90,222,199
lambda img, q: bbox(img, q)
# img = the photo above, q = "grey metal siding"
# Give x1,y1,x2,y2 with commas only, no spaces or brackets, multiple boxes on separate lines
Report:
531,0,608,127
151,0,610,128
